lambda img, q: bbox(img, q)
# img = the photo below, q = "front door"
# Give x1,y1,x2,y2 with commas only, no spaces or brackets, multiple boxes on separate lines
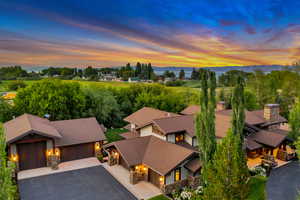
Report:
17,141,47,170
148,168,161,188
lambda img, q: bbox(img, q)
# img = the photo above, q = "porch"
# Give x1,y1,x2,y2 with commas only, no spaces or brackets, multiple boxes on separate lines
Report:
102,162,162,199
247,145,296,169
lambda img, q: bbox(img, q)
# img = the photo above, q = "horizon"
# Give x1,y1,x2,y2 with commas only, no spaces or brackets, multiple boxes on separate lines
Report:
1,0,300,68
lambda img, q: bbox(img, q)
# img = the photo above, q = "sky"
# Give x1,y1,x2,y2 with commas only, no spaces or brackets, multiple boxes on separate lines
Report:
0,0,300,68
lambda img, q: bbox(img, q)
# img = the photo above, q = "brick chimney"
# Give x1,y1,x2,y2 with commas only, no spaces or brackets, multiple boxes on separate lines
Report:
264,104,280,122
216,101,226,111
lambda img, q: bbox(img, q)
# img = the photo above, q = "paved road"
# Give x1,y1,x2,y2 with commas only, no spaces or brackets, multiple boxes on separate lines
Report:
18,166,137,200
267,161,300,200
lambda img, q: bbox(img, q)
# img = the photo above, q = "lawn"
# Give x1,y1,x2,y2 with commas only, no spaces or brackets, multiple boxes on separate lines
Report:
247,176,267,200
148,194,169,200
105,128,128,143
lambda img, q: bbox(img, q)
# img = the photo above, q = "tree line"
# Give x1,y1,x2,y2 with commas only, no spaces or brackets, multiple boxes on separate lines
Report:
0,79,199,128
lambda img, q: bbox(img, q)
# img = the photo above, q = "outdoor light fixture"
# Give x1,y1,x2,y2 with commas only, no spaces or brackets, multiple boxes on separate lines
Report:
11,154,18,162
135,166,139,170
114,152,118,156
159,177,164,182
143,167,147,171
55,148,60,156
95,142,100,150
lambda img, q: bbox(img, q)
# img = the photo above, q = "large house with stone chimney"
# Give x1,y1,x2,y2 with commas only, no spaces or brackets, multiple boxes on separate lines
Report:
104,103,296,194
4,114,106,171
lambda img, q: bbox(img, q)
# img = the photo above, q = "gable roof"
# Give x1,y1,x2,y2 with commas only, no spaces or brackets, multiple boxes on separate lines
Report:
141,113,231,139
52,117,106,147
124,107,180,127
106,136,195,175
4,114,62,144
181,105,287,126
247,129,287,148
4,114,106,146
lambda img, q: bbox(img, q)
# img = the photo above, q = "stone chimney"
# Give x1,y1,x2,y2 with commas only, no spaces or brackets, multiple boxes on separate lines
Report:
264,104,280,122
216,101,226,111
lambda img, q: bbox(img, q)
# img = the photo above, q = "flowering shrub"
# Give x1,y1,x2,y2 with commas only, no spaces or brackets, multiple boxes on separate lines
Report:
249,166,267,177
172,187,203,200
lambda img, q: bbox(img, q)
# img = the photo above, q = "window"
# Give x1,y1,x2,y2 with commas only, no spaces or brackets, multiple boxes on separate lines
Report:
174,168,181,182
175,133,184,143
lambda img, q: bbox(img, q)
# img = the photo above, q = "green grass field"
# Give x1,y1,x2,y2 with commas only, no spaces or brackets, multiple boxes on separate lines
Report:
148,194,169,200
0,79,199,94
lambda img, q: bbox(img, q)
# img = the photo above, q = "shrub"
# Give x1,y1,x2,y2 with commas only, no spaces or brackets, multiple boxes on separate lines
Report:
7,80,26,91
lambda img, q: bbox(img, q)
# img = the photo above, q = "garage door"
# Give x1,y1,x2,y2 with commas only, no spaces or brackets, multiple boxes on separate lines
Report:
17,141,47,170
148,168,161,188
60,143,94,162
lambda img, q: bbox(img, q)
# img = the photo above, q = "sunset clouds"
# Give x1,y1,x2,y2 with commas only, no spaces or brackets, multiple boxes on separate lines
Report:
0,0,300,67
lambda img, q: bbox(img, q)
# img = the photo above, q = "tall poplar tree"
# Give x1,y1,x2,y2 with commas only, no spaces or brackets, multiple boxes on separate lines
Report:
289,99,300,141
203,76,250,199
195,70,217,165
231,76,245,141
0,125,17,200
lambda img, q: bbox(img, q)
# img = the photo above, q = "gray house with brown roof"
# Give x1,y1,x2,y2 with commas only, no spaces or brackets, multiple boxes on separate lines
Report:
4,114,106,171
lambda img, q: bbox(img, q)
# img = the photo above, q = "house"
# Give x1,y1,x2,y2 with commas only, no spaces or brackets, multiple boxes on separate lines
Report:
4,114,106,171
105,107,200,193
123,107,180,131
178,103,295,168
104,136,200,194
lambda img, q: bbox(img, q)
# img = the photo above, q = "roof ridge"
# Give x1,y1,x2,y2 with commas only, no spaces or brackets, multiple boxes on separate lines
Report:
153,114,191,121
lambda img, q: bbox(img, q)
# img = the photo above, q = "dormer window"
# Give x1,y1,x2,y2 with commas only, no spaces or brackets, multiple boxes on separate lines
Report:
175,133,184,143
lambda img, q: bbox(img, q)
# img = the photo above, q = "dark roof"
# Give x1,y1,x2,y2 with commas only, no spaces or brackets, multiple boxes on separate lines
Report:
124,107,179,127
52,118,106,147
184,158,201,173
247,130,287,148
120,131,140,139
4,114,106,146
245,139,263,150
4,114,62,144
105,136,195,175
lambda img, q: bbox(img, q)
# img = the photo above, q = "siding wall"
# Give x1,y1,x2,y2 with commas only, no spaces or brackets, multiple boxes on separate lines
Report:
140,125,166,141
165,159,191,185
185,134,193,146
166,134,175,143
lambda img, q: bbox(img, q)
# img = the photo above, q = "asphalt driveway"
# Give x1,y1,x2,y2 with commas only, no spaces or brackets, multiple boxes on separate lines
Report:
18,166,137,200
267,161,300,200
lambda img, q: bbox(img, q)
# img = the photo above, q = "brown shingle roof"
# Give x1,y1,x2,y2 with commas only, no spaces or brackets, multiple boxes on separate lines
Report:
147,114,231,139
52,117,106,147
124,107,180,127
4,114,62,144
107,136,195,175
245,139,263,150
180,105,200,115
184,158,201,173
247,130,287,148
4,114,106,146
120,131,140,139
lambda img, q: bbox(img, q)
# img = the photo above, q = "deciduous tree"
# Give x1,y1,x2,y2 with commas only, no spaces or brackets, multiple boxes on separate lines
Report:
0,125,17,200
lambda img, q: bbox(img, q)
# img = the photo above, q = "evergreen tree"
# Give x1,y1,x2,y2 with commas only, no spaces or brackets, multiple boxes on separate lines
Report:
179,69,185,80
135,62,142,77
195,70,217,165
288,99,300,141
191,68,198,80
231,76,246,141
0,125,17,200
